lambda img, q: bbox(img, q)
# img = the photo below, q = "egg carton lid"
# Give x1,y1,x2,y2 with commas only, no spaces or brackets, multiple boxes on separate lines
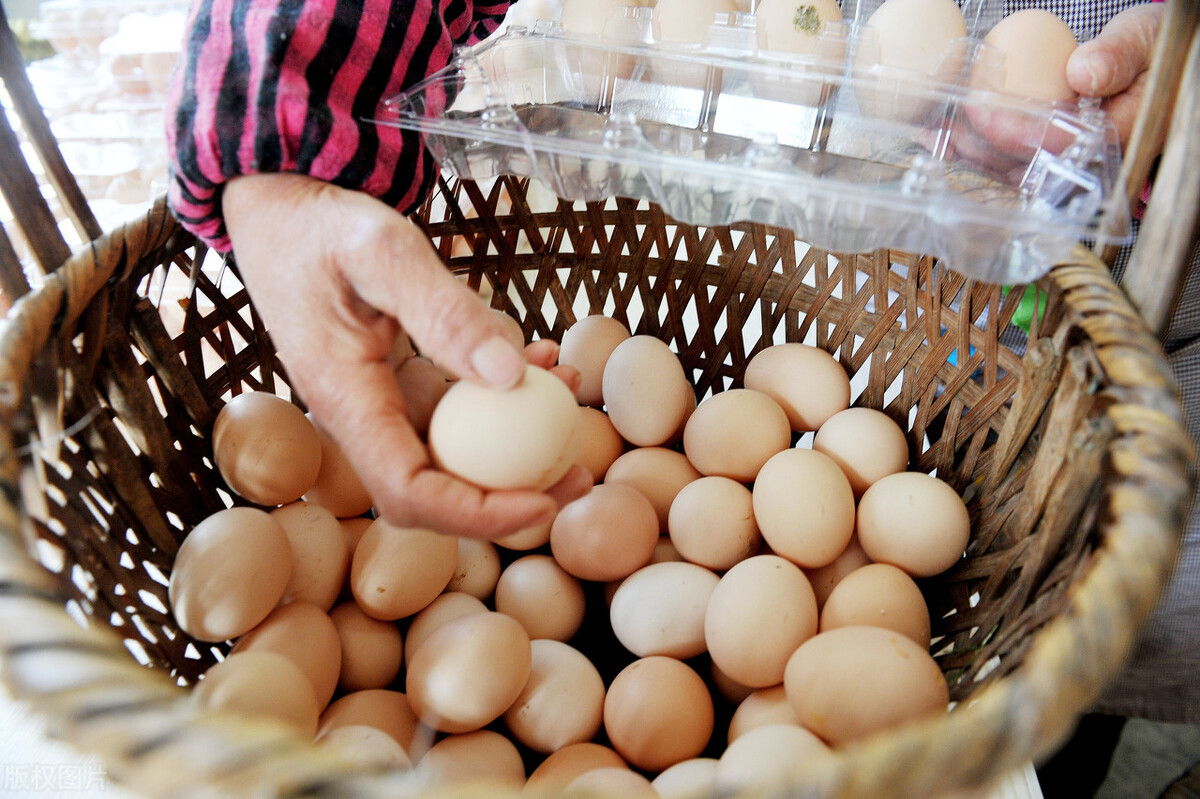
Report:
374,9,1129,285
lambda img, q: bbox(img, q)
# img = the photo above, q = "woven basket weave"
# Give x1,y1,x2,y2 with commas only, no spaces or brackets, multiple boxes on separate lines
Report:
0,6,1197,799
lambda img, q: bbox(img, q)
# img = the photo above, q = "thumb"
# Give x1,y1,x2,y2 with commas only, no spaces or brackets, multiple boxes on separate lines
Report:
1066,4,1160,98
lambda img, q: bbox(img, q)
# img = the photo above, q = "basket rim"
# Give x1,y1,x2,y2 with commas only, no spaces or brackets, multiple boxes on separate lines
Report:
0,196,1192,799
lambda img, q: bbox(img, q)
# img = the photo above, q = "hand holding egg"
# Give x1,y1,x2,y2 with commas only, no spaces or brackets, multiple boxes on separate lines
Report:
222,173,590,542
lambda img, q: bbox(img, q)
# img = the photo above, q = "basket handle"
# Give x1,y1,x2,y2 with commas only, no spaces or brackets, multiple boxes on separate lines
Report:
1096,0,1200,337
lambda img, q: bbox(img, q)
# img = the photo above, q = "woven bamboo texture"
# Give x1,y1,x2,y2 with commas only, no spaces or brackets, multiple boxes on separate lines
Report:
0,3,1196,798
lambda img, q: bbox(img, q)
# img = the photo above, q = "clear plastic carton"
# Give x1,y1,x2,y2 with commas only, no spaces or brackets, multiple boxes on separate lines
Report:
374,0,1130,284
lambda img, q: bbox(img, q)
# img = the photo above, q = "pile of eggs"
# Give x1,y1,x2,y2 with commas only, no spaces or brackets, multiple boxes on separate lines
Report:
167,309,975,796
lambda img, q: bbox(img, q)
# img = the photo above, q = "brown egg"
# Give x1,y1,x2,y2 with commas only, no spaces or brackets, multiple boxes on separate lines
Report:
980,9,1078,102
812,407,910,497
503,639,605,754
271,501,350,611
317,689,425,755
559,315,632,407
609,561,719,659
550,484,659,582
652,758,719,799
494,555,587,642
211,391,322,506
705,555,818,688
820,562,932,648
429,364,582,491
682,389,791,482
230,602,342,707
744,344,851,432
392,355,451,438
752,449,856,569
605,446,702,531
565,768,657,798
303,420,374,518
350,519,459,620
525,743,628,791
416,730,525,789
317,725,412,769
727,685,801,743
406,611,532,733
716,723,832,790
602,336,694,447
668,476,760,571
856,472,970,578
494,518,554,551
784,626,950,745
710,661,755,705
339,516,373,557
329,600,404,692
804,534,872,610
604,656,714,772
404,592,489,666
192,651,320,737
168,507,293,642
445,538,502,600
576,407,626,483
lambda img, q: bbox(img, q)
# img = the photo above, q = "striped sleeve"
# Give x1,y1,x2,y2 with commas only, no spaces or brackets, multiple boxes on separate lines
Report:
164,0,513,252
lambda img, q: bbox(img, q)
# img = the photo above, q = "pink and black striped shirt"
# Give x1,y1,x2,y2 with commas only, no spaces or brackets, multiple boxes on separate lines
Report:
164,0,512,251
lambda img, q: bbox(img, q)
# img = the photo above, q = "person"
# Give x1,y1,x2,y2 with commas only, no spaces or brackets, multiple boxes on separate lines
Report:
164,0,1198,786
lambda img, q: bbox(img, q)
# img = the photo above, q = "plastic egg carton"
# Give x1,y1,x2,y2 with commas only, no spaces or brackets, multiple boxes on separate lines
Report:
375,0,1128,284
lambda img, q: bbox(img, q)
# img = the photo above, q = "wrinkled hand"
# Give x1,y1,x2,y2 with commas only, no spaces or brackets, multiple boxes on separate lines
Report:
1066,2,1164,149
222,173,591,539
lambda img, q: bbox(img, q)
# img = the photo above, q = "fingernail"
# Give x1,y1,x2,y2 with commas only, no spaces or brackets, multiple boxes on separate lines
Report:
1083,54,1111,95
471,336,524,388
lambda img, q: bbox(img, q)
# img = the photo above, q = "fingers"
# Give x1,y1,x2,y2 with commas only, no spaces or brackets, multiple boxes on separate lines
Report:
1066,4,1162,98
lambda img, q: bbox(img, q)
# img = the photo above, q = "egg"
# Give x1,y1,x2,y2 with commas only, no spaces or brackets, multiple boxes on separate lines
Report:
803,534,872,610
682,389,791,482
754,0,843,55
317,725,412,769
550,483,659,582
715,723,832,790
560,0,653,38
654,0,739,44
270,501,350,611
812,407,910,497
819,562,932,648
404,592,489,666
493,518,554,551
752,449,856,569
445,538,502,600
192,651,320,736
668,475,761,571
406,611,533,734
710,660,756,705
602,336,695,447
229,602,342,707
604,446,703,531
603,656,715,772
652,758,719,799
502,639,606,753
350,519,459,620
609,561,720,659
743,343,851,432
168,506,294,642
784,626,950,745
303,420,374,518
211,391,322,506
415,730,525,789
525,743,628,791
494,554,587,642
575,407,626,483
565,768,658,798
317,689,425,755
428,364,582,491
856,471,970,577
705,555,818,688
392,355,450,437
559,315,632,406
978,9,1078,102
727,685,802,743
338,516,373,557
329,601,404,692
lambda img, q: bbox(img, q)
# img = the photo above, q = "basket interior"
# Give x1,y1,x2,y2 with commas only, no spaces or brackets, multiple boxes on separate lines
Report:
11,176,1113,710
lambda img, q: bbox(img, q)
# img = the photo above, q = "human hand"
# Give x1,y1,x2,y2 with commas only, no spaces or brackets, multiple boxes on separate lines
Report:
221,173,592,539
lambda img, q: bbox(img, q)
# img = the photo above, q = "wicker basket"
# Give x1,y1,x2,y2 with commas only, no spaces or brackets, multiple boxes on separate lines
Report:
0,8,1197,799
